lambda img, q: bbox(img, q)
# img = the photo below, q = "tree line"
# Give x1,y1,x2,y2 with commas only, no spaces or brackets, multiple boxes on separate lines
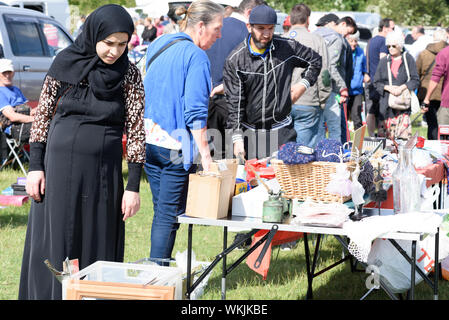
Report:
268,0,449,27
68,0,449,27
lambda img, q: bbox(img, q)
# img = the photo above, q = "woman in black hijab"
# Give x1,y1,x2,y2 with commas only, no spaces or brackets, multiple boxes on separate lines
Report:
19,4,146,300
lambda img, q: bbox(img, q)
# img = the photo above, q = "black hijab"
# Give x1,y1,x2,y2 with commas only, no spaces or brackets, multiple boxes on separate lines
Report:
47,4,134,100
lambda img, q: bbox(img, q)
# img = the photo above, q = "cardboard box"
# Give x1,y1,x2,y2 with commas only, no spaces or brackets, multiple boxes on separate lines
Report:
185,160,236,219
210,159,238,208
232,178,281,218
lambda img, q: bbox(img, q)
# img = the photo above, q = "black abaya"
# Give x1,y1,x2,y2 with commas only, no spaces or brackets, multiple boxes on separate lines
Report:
18,83,126,300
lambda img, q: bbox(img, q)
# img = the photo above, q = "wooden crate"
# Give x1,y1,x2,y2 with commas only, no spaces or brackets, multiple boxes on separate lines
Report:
65,279,174,300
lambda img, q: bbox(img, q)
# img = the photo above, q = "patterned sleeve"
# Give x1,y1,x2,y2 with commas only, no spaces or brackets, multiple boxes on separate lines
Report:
29,75,61,143
123,63,146,164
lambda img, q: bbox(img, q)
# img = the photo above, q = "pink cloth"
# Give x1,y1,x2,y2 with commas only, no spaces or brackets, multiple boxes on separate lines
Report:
0,195,29,206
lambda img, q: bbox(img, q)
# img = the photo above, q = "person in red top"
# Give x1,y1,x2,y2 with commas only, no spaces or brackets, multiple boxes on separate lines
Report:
423,45,449,127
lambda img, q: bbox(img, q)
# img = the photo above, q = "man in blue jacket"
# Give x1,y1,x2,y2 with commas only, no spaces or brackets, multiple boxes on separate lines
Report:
206,0,265,159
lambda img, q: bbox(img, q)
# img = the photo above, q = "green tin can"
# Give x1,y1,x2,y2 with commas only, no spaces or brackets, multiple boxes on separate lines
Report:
262,194,285,223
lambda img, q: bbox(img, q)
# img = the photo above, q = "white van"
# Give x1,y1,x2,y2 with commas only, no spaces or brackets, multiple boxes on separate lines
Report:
1,0,70,30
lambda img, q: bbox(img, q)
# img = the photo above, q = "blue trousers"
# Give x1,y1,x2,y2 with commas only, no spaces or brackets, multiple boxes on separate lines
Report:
318,92,342,143
144,143,196,261
291,104,323,148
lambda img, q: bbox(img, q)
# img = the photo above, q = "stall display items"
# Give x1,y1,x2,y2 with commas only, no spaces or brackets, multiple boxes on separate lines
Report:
272,139,355,203
393,146,421,214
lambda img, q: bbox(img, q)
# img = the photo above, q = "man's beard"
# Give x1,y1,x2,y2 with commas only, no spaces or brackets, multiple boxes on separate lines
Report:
251,31,271,50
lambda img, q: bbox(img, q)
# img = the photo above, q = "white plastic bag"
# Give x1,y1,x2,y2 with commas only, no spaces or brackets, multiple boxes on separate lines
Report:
367,236,436,293
420,185,440,211
175,250,211,300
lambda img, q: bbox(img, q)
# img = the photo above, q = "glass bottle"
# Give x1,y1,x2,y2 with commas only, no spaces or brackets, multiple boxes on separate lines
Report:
393,145,421,214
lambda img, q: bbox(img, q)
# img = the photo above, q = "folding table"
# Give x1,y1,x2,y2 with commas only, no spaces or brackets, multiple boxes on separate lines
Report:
177,209,443,300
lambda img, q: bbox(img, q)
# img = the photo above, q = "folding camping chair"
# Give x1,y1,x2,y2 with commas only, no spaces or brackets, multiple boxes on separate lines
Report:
0,125,30,176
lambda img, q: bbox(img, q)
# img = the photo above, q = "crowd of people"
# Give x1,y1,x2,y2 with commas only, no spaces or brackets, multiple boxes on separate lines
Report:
2,0,448,300
282,14,449,144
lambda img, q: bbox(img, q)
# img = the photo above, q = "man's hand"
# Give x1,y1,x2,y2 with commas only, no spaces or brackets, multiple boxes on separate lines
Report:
339,88,349,104
233,140,245,159
363,73,371,83
26,171,45,202
290,83,307,103
121,190,140,221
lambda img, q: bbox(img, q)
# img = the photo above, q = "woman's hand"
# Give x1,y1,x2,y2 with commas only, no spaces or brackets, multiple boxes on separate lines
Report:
121,190,140,221
386,85,403,96
210,84,224,98
26,171,45,202
201,153,212,172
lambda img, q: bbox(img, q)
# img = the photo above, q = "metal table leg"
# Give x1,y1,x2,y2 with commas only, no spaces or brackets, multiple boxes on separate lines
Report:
222,226,227,300
303,233,313,299
434,228,440,300
186,224,193,300
410,240,416,300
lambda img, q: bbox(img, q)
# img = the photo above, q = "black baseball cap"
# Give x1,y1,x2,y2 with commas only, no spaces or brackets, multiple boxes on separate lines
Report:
248,5,277,25
316,13,339,27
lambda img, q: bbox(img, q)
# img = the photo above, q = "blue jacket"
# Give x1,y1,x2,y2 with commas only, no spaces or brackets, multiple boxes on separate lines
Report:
206,16,248,88
144,32,211,170
349,46,367,96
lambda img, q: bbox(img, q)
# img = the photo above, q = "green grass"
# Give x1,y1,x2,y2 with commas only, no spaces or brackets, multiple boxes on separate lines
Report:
1,122,447,300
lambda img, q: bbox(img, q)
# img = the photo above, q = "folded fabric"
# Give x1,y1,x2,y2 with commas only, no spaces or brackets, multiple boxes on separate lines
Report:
343,211,443,263
290,200,353,227
0,195,29,206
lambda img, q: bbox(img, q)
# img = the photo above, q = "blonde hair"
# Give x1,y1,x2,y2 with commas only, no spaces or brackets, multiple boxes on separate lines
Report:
386,31,405,49
347,30,360,41
175,0,224,31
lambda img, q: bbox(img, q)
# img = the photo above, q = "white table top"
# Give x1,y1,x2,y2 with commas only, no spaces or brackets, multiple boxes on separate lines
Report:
178,208,447,242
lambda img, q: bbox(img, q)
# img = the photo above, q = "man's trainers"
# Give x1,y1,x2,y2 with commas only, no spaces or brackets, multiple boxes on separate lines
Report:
280,240,298,251
233,232,253,250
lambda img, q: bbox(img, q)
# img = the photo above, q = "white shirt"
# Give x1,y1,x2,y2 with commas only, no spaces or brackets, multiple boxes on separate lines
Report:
408,35,433,60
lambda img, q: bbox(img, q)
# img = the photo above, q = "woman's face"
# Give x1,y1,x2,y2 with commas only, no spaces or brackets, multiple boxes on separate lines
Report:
387,43,402,57
347,37,358,51
197,14,223,50
96,32,129,64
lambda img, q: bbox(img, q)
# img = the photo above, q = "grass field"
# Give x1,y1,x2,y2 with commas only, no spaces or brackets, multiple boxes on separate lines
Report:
1,122,448,300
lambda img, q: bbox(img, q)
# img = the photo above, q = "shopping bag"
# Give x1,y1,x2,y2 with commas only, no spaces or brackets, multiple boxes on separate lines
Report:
367,238,434,293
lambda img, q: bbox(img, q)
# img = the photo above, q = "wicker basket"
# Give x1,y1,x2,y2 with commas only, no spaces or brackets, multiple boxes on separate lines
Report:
271,159,355,203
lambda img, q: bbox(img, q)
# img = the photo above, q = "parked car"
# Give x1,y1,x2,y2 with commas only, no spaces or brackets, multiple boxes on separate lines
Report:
0,5,73,106
2,0,71,30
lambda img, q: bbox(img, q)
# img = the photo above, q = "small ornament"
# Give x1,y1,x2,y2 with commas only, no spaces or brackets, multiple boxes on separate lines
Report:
369,163,388,214
323,147,352,202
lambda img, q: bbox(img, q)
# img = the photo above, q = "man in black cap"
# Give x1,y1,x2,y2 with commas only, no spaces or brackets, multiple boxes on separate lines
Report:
223,4,322,160
206,0,266,159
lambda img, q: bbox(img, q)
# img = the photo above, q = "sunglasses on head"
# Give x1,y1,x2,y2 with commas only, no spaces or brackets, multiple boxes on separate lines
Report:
387,45,398,48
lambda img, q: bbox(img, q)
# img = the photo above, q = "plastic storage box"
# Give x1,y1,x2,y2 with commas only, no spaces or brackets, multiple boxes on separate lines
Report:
63,261,183,300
